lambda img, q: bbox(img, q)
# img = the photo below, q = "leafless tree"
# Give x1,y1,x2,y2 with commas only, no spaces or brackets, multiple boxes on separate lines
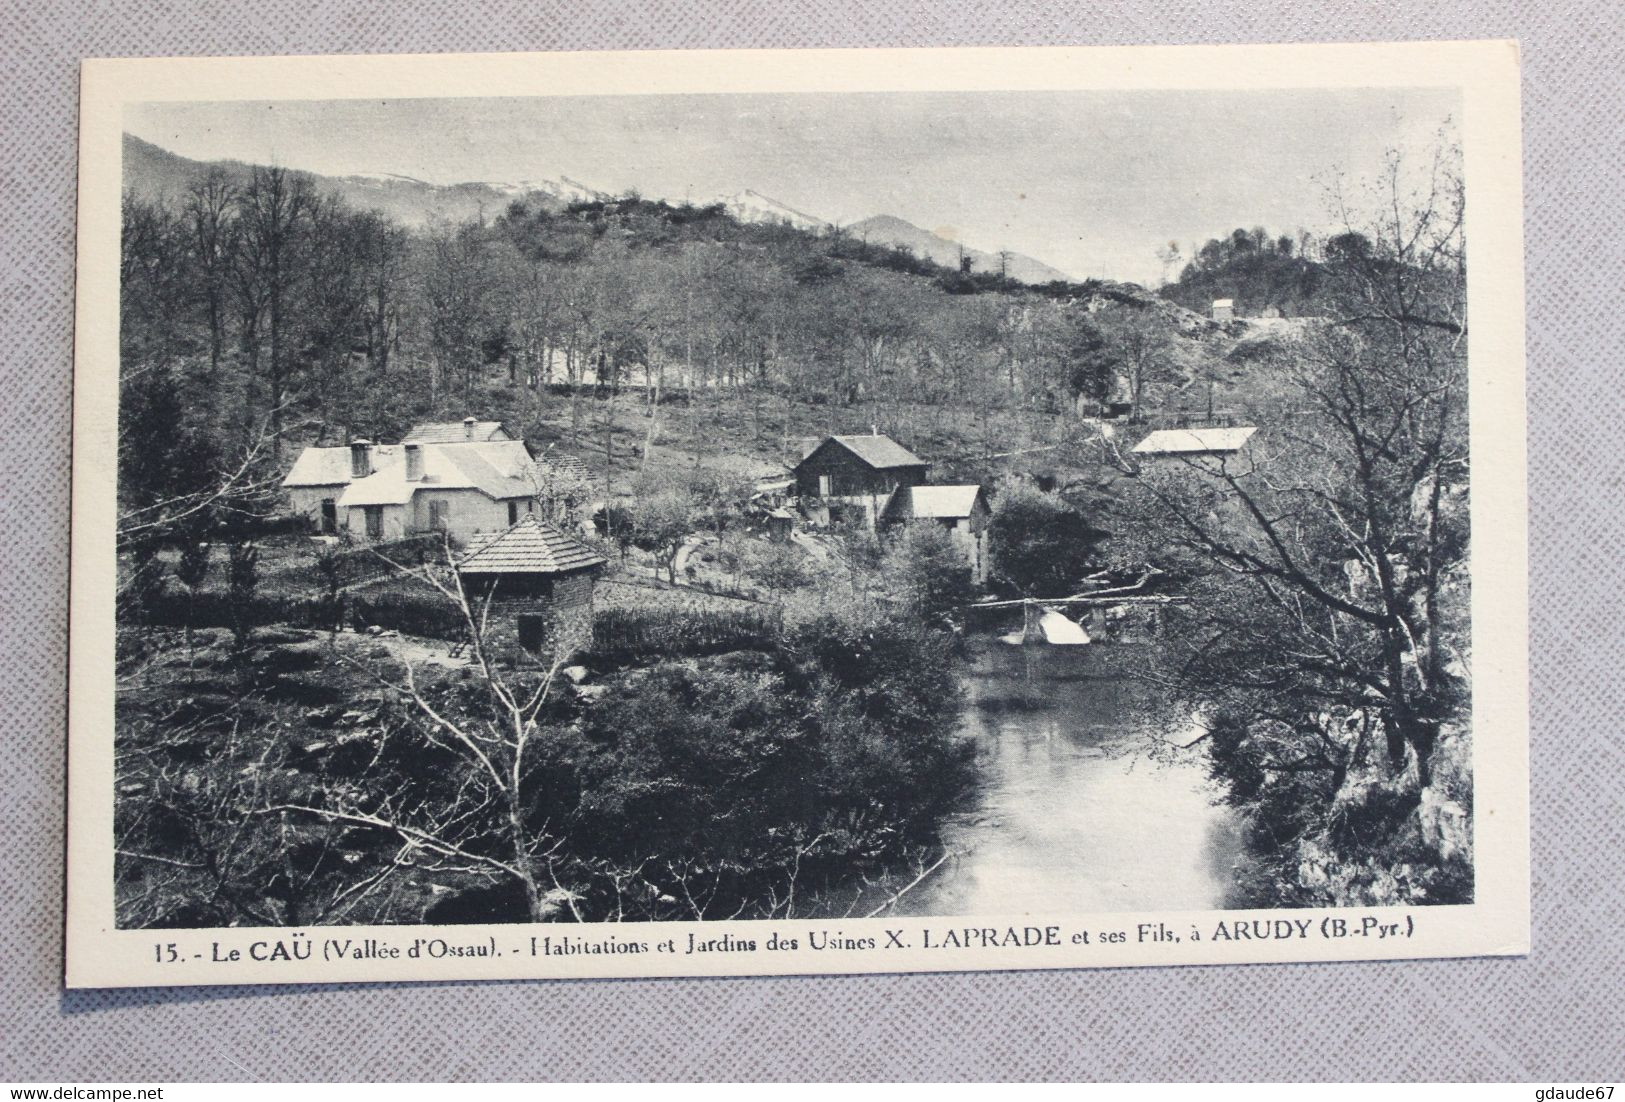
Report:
271,545,590,921
1120,140,1468,788
234,166,316,458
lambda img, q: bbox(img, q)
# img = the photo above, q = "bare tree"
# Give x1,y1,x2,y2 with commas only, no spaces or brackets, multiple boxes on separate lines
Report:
182,170,239,384
234,166,316,458
1123,140,1468,788
272,548,590,921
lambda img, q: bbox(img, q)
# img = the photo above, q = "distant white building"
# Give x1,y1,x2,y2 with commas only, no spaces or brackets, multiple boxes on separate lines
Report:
1211,298,1235,321
282,418,544,544
1132,425,1258,470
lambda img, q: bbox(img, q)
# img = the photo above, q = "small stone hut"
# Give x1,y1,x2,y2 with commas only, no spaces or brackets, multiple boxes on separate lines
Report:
456,514,607,654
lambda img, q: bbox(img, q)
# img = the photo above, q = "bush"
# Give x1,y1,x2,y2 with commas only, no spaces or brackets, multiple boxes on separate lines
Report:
350,589,467,640
780,610,971,825
987,480,1107,596
140,588,333,631
563,607,973,915
588,606,780,666
320,535,443,589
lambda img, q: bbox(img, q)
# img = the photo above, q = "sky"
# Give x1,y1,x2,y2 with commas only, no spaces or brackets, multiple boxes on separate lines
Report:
125,88,1457,285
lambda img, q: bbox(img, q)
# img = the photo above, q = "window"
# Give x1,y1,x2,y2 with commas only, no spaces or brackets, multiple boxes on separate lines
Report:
818,473,832,496
428,500,450,531
363,505,383,540
508,500,520,526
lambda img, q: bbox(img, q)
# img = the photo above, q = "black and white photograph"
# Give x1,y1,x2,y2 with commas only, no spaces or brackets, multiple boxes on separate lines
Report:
66,43,1529,985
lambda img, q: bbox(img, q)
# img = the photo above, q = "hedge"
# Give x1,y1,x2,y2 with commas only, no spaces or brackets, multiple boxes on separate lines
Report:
349,590,467,641
588,606,780,665
139,589,338,631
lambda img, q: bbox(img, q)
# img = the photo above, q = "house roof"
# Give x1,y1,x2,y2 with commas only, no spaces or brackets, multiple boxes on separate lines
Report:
310,440,539,507
457,514,607,575
402,420,512,445
1132,426,1258,456
536,450,590,479
803,434,927,470
282,447,356,488
885,484,987,520
1212,298,1234,308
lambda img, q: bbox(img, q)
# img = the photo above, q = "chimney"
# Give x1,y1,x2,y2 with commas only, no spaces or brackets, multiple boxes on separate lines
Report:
349,439,373,479
463,416,477,440
404,443,424,482
871,424,879,436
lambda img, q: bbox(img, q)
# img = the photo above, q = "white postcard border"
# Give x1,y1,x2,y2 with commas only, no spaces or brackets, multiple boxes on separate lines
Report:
67,40,1528,988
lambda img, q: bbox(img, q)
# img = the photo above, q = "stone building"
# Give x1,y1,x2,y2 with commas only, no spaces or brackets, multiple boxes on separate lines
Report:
455,514,607,655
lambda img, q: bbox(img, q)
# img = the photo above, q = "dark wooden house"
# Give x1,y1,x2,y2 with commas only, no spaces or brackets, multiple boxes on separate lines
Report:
456,514,607,653
793,434,928,530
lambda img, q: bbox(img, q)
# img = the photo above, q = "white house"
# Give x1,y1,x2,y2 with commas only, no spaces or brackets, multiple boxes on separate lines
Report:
1131,425,1258,471
881,483,992,584
282,418,543,544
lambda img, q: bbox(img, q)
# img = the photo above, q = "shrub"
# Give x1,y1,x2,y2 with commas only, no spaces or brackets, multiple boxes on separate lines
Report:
587,606,780,666
350,589,467,640
988,480,1107,596
140,588,333,631
320,535,443,589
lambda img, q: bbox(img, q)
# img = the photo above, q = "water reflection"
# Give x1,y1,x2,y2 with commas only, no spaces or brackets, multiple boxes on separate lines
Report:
895,640,1243,917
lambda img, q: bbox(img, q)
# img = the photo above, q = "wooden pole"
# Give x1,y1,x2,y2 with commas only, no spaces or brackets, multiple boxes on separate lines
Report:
972,594,1187,610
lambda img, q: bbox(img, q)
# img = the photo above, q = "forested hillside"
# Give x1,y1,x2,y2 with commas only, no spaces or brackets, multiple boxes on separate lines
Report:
1161,226,1334,318
118,137,1251,533
846,213,1074,285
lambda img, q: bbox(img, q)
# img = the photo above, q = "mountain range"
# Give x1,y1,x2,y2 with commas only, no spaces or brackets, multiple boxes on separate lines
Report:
715,189,828,233
122,134,1077,285
123,134,611,227
843,214,1072,286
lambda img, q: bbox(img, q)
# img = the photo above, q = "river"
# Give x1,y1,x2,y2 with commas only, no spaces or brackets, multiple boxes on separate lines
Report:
892,638,1244,917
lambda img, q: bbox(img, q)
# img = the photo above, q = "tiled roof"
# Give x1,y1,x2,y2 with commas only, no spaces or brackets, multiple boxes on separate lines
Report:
439,445,536,499
457,514,607,575
402,420,512,445
807,434,927,470
282,447,356,488
1132,426,1258,456
324,441,539,507
536,450,591,479
885,484,986,520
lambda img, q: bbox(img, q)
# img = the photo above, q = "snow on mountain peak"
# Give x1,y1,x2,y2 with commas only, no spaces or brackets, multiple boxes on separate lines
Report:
716,189,828,231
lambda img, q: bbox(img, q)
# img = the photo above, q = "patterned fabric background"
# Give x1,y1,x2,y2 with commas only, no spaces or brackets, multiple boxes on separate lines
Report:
3,0,1620,1081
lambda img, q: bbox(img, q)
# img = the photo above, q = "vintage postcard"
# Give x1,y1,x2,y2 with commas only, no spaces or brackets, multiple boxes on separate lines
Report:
67,41,1528,987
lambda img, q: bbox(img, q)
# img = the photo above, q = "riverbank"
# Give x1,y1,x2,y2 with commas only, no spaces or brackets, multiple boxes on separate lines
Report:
837,639,1244,918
